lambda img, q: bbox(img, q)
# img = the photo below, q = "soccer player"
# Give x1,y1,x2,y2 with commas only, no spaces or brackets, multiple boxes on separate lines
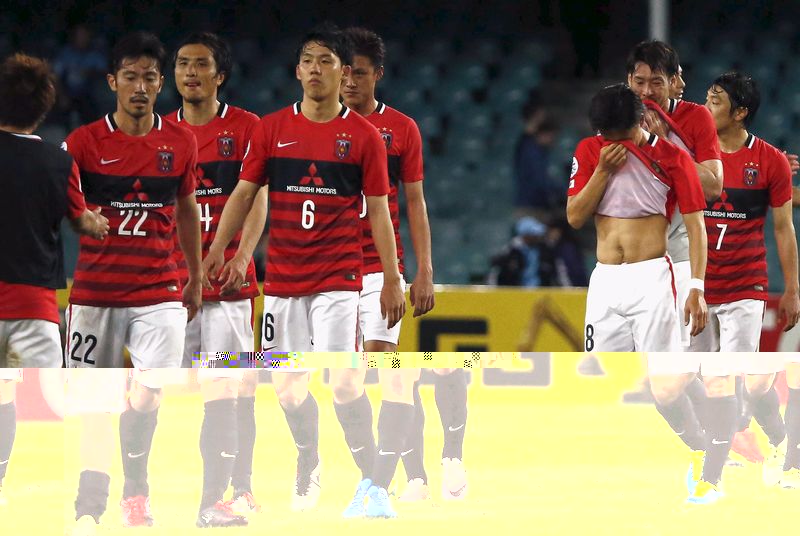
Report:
205,24,405,511
784,356,800,488
701,72,799,490
165,32,262,527
0,53,108,368
63,31,203,368
0,369,20,507
671,64,686,101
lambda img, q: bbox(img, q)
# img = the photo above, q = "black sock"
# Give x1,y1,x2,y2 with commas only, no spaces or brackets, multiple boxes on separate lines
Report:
371,401,415,489
785,387,800,470
736,376,754,431
199,398,238,511
0,401,16,483
750,386,786,447
281,393,319,470
685,378,708,430
701,395,737,485
401,381,427,483
75,470,111,523
119,406,158,498
655,393,705,451
334,392,376,481
231,396,256,495
435,370,468,460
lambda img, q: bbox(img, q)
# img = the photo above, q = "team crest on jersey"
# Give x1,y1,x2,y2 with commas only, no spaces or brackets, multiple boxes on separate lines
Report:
157,145,174,173
743,166,759,186
335,132,352,160
379,127,393,149
218,130,234,158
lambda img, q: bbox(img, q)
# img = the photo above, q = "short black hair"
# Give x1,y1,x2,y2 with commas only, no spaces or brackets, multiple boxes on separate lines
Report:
296,22,352,66
344,27,385,68
589,83,644,134
626,40,679,77
711,71,760,127
109,31,166,75
0,53,56,130
174,32,233,89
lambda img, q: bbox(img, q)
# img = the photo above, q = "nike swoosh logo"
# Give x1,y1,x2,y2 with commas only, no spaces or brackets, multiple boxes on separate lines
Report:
400,449,414,456
350,446,366,453
296,443,309,450
100,157,122,165
711,439,729,445
221,451,236,458
378,449,396,456
127,451,146,459
448,424,465,432
277,141,298,148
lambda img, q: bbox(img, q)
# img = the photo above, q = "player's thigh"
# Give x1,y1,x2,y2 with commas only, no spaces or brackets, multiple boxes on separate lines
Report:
717,299,764,352
329,367,368,403
198,371,242,400
359,272,404,350
699,352,742,378
65,304,127,368
741,353,785,376
584,268,633,352
0,319,60,367
128,302,187,368
630,264,681,352
688,305,720,352
671,260,691,348
197,368,245,385
66,368,128,414
647,352,700,376
182,308,203,367
786,361,800,388
378,368,418,403
310,291,359,351
262,295,313,352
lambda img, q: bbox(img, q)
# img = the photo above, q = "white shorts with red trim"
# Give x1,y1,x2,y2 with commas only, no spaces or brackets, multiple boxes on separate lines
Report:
741,353,786,375
0,368,23,381
183,299,254,367
688,299,765,352
262,291,359,352
358,272,405,348
66,302,187,368
0,319,61,368
584,256,681,352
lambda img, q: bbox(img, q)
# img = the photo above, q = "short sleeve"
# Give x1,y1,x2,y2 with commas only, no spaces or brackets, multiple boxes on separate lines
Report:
768,147,793,208
239,119,270,186
401,119,424,183
688,106,721,164
362,126,390,197
567,138,598,197
66,160,87,219
178,133,199,197
670,150,706,214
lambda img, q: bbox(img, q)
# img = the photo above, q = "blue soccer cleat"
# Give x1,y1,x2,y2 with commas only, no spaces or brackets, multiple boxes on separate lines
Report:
342,479,372,518
686,480,724,505
686,450,704,494
365,485,397,519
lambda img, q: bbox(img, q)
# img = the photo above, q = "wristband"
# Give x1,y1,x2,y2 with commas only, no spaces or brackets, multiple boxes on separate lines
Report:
688,278,704,292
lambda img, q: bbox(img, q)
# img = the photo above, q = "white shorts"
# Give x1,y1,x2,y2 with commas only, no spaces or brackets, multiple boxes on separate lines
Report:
672,261,691,348
585,257,681,352
358,272,405,348
66,369,128,414
0,319,61,367
786,354,800,364
66,302,187,368
688,299,764,352
741,354,786,375
197,369,245,382
0,368,22,381
132,368,188,389
262,291,359,352
183,299,254,367
698,352,742,377
647,352,700,375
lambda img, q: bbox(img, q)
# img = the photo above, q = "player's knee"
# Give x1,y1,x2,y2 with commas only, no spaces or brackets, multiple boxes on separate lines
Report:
702,376,731,397
744,374,772,398
129,385,162,412
650,383,683,406
332,377,361,404
363,340,397,352
433,368,455,375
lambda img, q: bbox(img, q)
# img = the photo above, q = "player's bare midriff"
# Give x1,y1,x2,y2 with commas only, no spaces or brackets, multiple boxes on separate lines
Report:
594,214,668,264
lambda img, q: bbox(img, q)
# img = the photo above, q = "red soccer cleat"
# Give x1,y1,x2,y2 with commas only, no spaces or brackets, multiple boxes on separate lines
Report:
730,429,765,464
120,495,154,528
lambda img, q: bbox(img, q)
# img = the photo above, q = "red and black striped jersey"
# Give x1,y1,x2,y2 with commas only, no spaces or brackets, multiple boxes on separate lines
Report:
705,134,792,304
165,103,260,301
64,113,198,307
360,102,424,275
239,102,390,297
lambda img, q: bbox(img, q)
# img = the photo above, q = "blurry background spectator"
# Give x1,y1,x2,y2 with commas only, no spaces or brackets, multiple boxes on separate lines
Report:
539,218,588,287
487,217,547,287
53,25,106,129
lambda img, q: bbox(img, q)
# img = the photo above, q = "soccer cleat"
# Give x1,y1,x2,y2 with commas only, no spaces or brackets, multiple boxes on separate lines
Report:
365,485,397,518
780,468,800,489
398,478,430,502
686,480,724,504
291,461,321,512
686,450,705,494
442,458,468,500
342,478,371,518
120,495,154,527
729,429,764,464
225,491,261,517
72,515,98,536
196,502,249,528
763,440,787,487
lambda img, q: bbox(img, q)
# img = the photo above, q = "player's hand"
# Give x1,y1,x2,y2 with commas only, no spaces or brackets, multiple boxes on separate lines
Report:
91,207,109,240
409,272,434,317
202,245,224,290
783,150,799,175
183,278,202,322
380,276,406,329
218,252,248,297
778,290,800,331
684,288,708,337
597,143,627,175
643,108,670,139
